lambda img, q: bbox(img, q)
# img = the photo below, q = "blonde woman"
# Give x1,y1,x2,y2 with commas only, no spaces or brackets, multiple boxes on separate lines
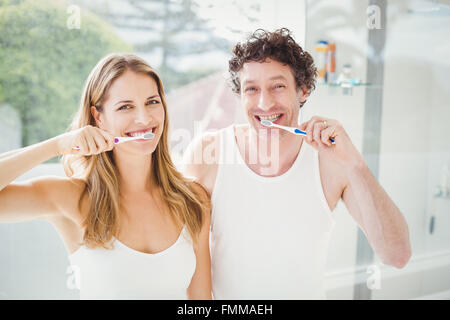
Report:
0,53,212,299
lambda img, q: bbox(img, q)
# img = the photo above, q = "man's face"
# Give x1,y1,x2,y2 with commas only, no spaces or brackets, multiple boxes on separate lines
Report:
239,58,307,136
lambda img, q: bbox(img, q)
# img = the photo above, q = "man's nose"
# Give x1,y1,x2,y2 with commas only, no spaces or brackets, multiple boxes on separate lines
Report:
257,89,275,111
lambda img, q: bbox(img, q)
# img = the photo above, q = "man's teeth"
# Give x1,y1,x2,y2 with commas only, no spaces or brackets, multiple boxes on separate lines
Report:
259,114,281,121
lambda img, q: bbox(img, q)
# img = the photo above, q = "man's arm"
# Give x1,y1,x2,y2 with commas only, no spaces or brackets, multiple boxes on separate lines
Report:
341,160,411,269
300,116,412,269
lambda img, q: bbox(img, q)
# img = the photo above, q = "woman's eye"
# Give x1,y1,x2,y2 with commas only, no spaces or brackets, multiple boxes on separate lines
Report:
245,87,257,93
146,100,160,105
118,104,131,111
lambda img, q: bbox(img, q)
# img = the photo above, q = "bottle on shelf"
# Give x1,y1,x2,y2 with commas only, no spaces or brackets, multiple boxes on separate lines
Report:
337,63,353,95
314,40,328,84
327,43,336,84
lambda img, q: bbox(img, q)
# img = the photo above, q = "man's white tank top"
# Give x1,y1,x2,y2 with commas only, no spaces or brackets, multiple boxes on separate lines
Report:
68,226,196,299
210,125,336,300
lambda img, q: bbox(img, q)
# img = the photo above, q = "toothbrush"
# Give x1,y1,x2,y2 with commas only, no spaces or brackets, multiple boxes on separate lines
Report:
260,119,335,144
113,132,155,144
72,132,155,150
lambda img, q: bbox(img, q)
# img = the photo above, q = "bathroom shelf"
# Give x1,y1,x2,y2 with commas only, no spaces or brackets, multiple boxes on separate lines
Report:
317,82,372,95
318,82,372,87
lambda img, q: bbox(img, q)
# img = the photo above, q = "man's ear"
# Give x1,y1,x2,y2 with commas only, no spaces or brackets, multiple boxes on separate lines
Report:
297,85,309,108
298,85,309,103
90,106,103,129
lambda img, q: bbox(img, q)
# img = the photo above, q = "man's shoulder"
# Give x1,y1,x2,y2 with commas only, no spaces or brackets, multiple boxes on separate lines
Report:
196,123,247,145
186,129,221,157
181,129,223,193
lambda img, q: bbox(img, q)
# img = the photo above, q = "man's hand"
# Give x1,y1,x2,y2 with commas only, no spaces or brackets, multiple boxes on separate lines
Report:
299,116,364,169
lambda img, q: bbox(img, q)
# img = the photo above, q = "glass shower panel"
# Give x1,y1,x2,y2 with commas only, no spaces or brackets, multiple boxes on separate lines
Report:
306,0,450,299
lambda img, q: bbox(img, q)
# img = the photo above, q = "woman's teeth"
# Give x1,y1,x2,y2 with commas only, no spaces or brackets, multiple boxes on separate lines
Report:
127,133,143,137
126,129,154,137
259,114,281,122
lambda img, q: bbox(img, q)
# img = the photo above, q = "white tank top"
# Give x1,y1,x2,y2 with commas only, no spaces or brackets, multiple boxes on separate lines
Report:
210,125,336,299
68,225,196,299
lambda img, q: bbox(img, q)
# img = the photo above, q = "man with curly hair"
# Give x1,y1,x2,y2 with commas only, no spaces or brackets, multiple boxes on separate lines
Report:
183,28,411,299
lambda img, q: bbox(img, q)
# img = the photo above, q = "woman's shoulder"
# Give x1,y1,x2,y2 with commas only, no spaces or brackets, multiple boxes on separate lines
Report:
33,175,86,196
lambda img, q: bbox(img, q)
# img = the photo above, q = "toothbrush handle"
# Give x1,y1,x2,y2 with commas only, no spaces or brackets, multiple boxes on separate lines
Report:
114,136,135,144
293,128,307,136
73,136,126,149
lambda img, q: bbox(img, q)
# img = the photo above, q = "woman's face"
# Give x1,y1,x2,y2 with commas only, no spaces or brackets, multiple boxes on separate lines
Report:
93,70,165,156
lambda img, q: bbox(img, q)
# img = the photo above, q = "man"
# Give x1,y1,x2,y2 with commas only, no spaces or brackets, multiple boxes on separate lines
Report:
182,28,411,299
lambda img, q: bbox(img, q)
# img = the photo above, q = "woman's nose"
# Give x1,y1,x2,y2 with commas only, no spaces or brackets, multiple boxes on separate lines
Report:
134,105,152,125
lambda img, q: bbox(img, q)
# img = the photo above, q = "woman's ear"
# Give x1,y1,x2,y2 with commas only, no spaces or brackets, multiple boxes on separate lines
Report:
90,106,103,129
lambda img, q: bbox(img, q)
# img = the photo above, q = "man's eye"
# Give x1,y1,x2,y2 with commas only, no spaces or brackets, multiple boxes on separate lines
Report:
275,84,286,89
245,87,257,92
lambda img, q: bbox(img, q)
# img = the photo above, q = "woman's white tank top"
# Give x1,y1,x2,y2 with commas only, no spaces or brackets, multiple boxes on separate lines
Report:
210,125,336,299
68,225,196,299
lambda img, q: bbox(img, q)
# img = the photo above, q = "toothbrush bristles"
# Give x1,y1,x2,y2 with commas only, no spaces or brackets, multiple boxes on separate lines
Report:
260,119,273,127
142,133,155,139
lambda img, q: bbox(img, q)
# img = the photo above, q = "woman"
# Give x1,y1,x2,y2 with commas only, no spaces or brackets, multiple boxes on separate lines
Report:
0,53,212,299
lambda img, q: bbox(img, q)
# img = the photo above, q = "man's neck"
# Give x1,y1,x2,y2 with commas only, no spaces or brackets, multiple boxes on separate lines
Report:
235,125,304,177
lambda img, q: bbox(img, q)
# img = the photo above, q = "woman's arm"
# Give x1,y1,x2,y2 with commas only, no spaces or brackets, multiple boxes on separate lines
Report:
0,137,65,222
0,138,60,192
0,125,114,222
0,144,35,160
0,176,83,223
186,185,212,300
186,210,212,299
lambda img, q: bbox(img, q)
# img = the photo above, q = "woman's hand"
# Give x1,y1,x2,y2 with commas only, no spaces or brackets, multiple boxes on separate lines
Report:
56,125,115,156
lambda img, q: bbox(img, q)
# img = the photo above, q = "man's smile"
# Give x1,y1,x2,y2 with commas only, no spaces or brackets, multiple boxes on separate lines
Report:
254,113,285,127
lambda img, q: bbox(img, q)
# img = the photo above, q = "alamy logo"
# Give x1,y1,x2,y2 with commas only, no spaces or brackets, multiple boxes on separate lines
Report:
67,5,81,30
366,265,381,290
366,5,382,30
66,265,81,290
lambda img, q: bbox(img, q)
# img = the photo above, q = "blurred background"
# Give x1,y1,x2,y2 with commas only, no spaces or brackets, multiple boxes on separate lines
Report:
0,0,449,299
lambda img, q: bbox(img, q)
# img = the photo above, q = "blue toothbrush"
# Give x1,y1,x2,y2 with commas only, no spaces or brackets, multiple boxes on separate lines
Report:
260,119,335,144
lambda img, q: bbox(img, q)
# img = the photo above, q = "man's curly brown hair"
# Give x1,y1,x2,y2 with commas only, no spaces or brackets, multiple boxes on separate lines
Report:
228,28,317,108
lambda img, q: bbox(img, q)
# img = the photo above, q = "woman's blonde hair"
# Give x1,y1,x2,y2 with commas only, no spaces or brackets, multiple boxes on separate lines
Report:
62,53,209,249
